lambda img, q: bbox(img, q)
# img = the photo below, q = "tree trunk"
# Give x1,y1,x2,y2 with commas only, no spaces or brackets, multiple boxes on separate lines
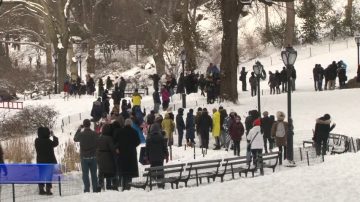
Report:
284,2,295,47
181,0,197,70
265,5,270,42
45,43,53,75
87,38,96,74
219,0,240,103
153,45,166,75
345,0,353,35
57,48,67,93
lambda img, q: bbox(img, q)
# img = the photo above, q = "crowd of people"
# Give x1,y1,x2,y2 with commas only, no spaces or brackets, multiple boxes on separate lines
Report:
313,60,347,91
63,74,96,98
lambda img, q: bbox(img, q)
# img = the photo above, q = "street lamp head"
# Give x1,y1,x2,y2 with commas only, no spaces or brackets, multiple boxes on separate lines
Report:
281,46,297,66
253,62,263,76
355,36,360,45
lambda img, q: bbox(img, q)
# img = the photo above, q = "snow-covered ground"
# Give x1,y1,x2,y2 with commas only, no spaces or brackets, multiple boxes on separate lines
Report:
1,39,360,202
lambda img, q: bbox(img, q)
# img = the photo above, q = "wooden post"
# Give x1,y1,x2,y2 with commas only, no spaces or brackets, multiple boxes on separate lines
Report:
299,147,303,161
194,144,196,159
169,146,172,161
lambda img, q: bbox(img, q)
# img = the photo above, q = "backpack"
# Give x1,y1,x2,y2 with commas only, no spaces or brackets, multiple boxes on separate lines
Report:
275,122,286,137
223,117,231,132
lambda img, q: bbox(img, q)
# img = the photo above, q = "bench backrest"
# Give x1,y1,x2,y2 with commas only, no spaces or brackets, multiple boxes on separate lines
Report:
186,159,221,171
145,163,185,178
259,152,280,162
220,156,250,174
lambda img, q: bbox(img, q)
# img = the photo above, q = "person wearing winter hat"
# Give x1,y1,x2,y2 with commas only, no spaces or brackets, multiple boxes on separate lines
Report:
261,111,274,153
35,127,59,195
176,108,186,147
247,118,264,166
195,107,203,147
313,114,336,156
271,111,288,165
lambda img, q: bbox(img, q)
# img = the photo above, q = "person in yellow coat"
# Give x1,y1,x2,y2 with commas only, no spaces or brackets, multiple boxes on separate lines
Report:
212,108,221,150
161,113,175,146
131,89,142,109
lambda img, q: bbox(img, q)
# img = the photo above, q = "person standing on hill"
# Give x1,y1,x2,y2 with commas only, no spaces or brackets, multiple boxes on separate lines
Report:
119,77,127,99
280,67,287,92
35,127,59,195
313,114,336,156
161,85,170,111
239,67,248,91
249,72,257,97
176,108,186,147
74,119,99,193
106,76,113,90
131,89,142,109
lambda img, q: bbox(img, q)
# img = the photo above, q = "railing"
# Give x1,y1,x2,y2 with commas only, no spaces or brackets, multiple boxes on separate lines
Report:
0,102,23,110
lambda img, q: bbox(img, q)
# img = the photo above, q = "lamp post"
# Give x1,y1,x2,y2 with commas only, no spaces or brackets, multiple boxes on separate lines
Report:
53,53,58,94
355,36,360,82
253,62,263,115
180,49,186,108
281,46,297,165
76,54,82,80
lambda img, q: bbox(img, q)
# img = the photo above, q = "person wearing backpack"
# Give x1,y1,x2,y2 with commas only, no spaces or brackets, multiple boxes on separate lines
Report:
271,111,288,165
247,118,264,166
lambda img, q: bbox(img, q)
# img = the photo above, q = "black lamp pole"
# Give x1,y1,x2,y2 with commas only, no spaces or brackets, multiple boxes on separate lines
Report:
253,63,262,115
355,36,360,82
281,46,297,164
54,54,58,94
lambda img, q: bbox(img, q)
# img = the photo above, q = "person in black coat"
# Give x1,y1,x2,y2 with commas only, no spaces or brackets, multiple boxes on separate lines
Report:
119,77,127,99
153,90,161,113
35,127,59,195
198,74,206,96
261,111,274,153
91,98,104,122
186,109,196,146
150,74,160,91
97,124,117,190
280,67,287,92
239,67,248,91
275,70,281,94
313,114,336,156
146,122,169,187
176,108,186,147
176,73,185,94
114,119,140,190
198,108,212,149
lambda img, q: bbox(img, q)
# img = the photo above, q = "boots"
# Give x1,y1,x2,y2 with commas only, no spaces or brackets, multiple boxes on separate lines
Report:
46,187,53,195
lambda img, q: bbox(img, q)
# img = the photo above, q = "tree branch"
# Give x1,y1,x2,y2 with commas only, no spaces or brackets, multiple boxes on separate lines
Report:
0,40,45,50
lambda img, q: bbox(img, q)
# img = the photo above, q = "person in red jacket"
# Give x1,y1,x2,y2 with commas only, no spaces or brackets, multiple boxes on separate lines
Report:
229,113,244,156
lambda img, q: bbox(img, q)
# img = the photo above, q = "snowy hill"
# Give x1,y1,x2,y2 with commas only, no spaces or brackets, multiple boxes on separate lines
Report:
1,38,360,202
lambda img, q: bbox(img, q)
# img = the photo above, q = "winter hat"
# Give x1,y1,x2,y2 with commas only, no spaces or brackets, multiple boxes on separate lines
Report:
323,114,331,120
212,108,217,113
178,108,184,114
37,127,50,138
253,118,261,126
197,107,202,112
189,109,193,114
276,111,286,121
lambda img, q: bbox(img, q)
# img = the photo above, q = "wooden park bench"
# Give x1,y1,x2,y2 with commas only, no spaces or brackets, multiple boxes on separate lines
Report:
179,159,221,187
330,134,350,154
258,152,280,175
216,156,254,182
129,163,185,191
